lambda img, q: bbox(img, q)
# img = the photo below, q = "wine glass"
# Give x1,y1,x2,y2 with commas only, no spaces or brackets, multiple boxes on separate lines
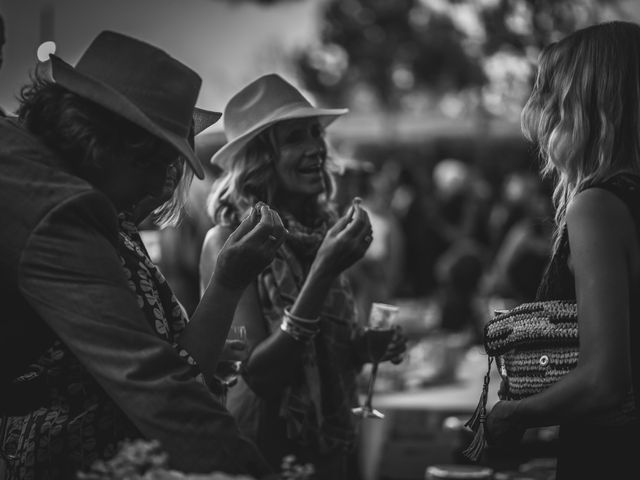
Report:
352,302,400,419
214,325,247,388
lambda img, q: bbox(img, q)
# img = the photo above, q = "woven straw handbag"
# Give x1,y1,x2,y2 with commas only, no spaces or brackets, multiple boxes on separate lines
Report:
463,300,578,461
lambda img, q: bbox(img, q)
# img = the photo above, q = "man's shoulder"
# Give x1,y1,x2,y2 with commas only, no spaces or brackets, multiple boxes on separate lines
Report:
0,117,111,237
0,116,58,161
0,117,86,186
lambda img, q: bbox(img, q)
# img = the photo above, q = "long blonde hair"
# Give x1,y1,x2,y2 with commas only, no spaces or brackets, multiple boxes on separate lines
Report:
206,125,337,227
521,21,640,246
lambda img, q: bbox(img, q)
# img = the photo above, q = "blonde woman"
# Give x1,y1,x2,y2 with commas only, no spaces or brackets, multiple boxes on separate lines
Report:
199,74,407,480
486,21,640,479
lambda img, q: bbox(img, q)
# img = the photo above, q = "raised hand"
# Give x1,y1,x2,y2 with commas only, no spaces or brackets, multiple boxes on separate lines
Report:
312,198,373,278
213,202,286,290
380,326,408,365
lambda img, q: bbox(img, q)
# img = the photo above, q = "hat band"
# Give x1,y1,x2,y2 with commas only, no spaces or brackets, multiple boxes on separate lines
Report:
225,101,318,141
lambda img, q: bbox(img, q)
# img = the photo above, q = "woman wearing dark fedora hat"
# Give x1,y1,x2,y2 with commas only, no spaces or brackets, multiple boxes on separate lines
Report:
199,73,407,479
0,31,281,479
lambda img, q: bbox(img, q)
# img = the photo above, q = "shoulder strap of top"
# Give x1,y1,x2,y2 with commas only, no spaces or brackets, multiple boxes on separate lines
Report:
593,174,640,231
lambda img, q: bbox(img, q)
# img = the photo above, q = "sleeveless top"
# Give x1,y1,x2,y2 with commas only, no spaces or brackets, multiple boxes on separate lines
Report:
536,173,640,424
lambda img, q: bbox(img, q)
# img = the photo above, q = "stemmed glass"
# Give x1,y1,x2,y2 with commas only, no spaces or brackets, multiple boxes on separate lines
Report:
352,302,400,419
214,325,247,388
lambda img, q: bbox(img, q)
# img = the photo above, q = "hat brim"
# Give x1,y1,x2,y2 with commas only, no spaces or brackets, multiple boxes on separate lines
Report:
193,107,221,136
50,55,208,180
208,106,348,169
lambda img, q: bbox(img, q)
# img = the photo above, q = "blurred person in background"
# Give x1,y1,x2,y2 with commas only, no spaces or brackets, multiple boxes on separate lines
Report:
486,21,640,479
486,171,550,259
428,158,492,342
199,73,407,480
481,171,554,308
429,158,492,252
392,164,440,297
0,31,278,479
334,157,405,324
434,240,486,344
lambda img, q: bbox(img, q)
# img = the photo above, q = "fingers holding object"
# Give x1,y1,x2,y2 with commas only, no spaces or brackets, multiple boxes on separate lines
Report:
228,205,259,242
254,202,286,247
338,198,371,241
353,219,373,251
350,200,371,233
385,326,408,364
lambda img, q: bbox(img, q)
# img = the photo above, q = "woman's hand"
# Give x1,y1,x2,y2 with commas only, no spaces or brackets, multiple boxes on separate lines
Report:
213,202,286,290
485,400,526,447
352,325,408,365
312,198,373,278
381,326,408,364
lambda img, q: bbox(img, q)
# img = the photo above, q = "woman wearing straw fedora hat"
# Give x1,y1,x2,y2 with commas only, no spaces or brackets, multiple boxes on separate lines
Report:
199,73,407,479
0,31,282,479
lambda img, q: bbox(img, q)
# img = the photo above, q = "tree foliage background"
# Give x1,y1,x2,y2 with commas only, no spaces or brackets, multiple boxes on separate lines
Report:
289,0,627,119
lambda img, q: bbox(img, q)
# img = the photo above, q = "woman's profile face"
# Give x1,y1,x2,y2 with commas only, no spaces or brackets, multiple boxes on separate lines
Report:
273,117,327,198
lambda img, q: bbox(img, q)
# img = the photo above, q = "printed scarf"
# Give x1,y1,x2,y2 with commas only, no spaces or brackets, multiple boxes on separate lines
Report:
256,212,360,453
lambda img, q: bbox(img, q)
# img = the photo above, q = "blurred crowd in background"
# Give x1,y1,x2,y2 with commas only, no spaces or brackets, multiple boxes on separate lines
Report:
126,0,640,354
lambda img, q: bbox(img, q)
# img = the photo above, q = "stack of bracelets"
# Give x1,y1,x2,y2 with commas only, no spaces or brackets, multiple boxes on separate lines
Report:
280,306,319,342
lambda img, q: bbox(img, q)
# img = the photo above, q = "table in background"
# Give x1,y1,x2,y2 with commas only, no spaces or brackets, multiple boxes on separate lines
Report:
357,349,500,480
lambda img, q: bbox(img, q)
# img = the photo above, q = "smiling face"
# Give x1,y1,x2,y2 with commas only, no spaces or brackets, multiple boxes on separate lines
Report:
272,117,327,201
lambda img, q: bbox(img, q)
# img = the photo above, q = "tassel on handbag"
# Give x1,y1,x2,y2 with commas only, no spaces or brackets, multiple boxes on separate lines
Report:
462,355,493,462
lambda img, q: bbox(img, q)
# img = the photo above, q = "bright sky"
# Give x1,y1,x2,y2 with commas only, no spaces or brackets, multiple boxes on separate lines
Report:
0,0,322,114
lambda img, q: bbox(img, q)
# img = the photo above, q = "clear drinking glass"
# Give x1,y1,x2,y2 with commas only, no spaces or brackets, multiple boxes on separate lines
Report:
214,325,247,387
352,302,400,419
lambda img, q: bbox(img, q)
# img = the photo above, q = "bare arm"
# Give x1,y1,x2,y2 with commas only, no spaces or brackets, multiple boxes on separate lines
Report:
179,204,285,383
198,223,302,395
203,202,374,395
487,188,635,440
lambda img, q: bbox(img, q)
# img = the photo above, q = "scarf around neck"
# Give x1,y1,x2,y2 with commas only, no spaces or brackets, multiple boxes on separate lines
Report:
256,211,360,453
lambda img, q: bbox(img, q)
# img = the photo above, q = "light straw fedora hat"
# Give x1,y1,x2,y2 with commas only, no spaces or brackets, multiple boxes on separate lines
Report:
209,73,348,169
49,30,216,179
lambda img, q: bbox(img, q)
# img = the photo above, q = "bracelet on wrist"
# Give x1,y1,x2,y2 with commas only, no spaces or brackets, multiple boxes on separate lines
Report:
283,306,320,324
280,315,318,343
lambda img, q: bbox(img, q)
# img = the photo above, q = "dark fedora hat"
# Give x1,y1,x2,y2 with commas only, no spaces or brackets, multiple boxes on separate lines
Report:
207,73,348,169
49,30,213,179
193,107,221,137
